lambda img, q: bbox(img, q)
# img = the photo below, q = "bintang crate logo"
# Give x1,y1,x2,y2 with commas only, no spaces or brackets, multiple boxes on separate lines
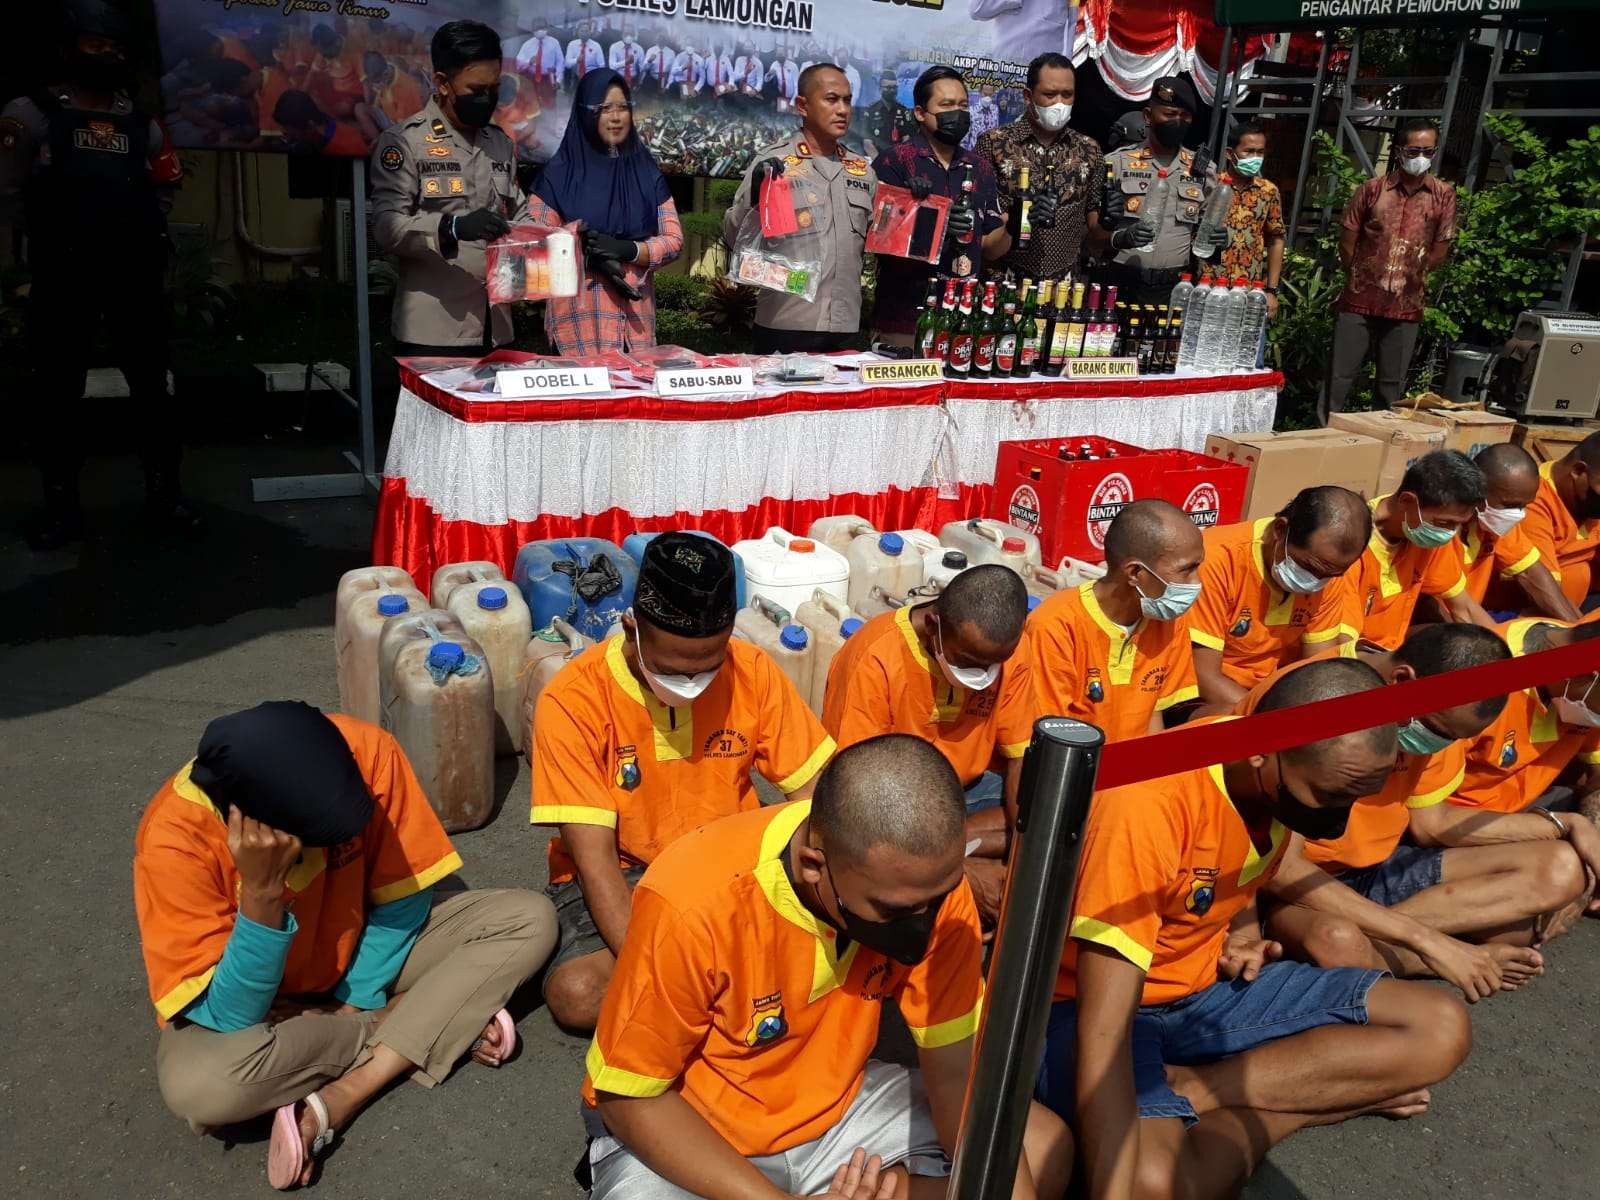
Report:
1008,484,1042,533
1088,473,1135,550
1183,483,1222,527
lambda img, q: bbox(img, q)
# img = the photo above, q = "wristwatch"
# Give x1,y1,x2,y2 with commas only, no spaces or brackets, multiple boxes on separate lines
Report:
1263,284,1279,294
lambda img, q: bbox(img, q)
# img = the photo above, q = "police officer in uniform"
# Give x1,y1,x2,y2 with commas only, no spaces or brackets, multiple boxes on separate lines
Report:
0,0,195,550
1089,76,1222,305
722,62,875,354
371,20,518,356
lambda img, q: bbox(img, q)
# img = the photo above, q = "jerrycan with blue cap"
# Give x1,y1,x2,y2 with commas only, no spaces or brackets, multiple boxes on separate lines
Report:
378,608,495,832
335,568,428,725
734,596,816,703
622,530,747,608
513,538,638,642
793,589,858,714
845,531,924,611
447,581,533,755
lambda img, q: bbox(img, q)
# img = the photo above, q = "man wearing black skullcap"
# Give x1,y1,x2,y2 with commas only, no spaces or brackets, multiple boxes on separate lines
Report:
1089,74,1222,304
532,531,835,1032
133,703,557,1189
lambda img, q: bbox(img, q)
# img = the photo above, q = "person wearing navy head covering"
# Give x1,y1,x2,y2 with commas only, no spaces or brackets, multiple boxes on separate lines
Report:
517,68,683,355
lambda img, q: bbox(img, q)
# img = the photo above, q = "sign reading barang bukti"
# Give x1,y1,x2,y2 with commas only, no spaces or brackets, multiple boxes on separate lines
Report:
151,0,1071,175
1215,0,1588,25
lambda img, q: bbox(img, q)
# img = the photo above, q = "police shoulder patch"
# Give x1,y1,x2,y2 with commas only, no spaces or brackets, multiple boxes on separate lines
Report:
380,144,404,172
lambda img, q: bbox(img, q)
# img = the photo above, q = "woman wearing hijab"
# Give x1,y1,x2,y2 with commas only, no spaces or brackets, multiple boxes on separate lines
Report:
133,702,557,1190
519,68,683,354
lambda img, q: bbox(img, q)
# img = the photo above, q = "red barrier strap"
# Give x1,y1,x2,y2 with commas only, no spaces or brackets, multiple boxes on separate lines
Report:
1096,634,1600,791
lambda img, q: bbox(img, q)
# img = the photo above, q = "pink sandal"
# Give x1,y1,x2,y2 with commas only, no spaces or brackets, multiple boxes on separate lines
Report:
267,1092,334,1190
474,1008,517,1068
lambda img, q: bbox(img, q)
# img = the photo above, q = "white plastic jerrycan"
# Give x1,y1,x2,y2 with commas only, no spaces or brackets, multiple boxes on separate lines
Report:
447,581,533,756
518,619,593,762
937,519,1042,576
430,560,505,608
731,527,850,615
335,567,427,725
733,596,816,702
794,590,858,714
845,532,924,611
806,514,880,556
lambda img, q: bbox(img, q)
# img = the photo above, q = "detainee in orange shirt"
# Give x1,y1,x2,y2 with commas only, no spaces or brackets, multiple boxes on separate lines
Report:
1487,432,1600,611
1039,660,1474,1200
1027,499,1203,741
134,703,556,1190
1239,627,1576,987
1190,485,1367,708
1453,618,1600,838
533,533,834,1033
1459,444,1580,620
581,736,1071,1200
822,564,1033,923
1348,450,1497,649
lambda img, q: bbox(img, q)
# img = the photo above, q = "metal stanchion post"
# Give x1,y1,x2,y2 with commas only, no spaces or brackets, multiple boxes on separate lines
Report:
946,717,1104,1200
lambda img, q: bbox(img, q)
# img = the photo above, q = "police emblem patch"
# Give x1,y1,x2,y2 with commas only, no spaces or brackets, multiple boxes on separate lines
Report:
380,145,404,172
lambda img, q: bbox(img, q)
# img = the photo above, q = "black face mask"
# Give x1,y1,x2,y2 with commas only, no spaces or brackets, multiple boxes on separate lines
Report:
881,88,897,104
451,90,497,129
71,49,132,93
1260,758,1351,841
1152,118,1190,150
931,109,970,146
827,860,947,967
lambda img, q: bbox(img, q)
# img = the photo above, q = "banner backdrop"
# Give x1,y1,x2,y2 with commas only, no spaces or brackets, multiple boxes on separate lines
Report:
151,0,1082,174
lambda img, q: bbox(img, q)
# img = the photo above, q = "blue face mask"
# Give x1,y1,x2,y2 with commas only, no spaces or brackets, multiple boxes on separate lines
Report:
1272,545,1326,595
1402,498,1458,549
1397,717,1454,757
1133,562,1201,621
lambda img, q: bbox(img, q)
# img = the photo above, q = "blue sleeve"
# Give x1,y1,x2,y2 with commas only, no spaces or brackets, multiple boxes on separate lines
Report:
332,888,433,1010
180,912,298,1033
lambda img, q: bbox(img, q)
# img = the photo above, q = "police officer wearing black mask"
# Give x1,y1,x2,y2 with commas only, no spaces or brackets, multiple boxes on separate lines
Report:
0,0,199,550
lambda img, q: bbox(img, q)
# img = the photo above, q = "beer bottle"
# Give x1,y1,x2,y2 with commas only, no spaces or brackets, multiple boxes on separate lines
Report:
1038,280,1067,377
1120,313,1141,362
1017,279,1042,377
930,277,959,362
913,278,942,359
1137,311,1161,374
996,293,1020,374
946,278,978,379
1016,165,1035,248
972,281,1000,377
1162,313,1183,373
1069,283,1096,359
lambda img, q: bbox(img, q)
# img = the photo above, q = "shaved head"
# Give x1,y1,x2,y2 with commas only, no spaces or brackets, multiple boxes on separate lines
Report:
1477,442,1538,486
810,735,967,866
1103,499,1199,569
938,563,1028,647
1280,485,1371,557
1576,431,1600,472
1256,657,1397,772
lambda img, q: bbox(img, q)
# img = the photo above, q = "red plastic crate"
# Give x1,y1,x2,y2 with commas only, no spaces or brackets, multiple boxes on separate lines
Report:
990,435,1162,565
1148,449,1249,533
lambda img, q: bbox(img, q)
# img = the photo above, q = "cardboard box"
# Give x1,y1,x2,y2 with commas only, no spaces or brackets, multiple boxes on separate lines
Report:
1513,421,1600,464
1411,408,1517,457
1329,411,1447,495
991,435,1163,564
1204,429,1385,520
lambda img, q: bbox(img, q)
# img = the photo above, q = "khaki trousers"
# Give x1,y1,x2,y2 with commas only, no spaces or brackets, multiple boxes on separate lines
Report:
155,888,556,1129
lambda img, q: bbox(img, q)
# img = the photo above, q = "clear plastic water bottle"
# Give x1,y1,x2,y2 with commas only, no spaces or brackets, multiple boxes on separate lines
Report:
1166,272,1194,323
1194,277,1237,372
1192,174,1234,261
1234,279,1270,370
1204,276,1249,372
1134,169,1171,256
1176,275,1213,371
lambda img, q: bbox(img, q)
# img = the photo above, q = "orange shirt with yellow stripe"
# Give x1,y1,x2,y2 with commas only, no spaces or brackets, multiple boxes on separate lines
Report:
582,801,985,1157
1347,497,1467,650
1058,717,1288,1006
1190,518,1358,690
1455,618,1600,812
532,636,833,885
1025,581,1198,742
1514,462,1600,607
821,605,1033,785
1455,518,1541,605
132,716,462,1025
1231,654,1463,873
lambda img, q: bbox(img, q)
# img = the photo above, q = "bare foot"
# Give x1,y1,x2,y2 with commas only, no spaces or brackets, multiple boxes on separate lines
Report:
1489,943,1544,991
1362,1088,1432,1120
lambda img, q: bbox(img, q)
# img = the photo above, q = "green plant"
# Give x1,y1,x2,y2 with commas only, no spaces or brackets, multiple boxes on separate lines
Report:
167,236,236,337
653,273,709,312
1267,250,1346,429
696,277,757,341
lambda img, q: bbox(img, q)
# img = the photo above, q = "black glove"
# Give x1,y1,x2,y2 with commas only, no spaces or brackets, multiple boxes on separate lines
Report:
591,256,644,302
1112,220,1155,251
906,175,934,202
1030,189,1060,229
582,228,638,263
450,208,511,243
751,157,786,203
947,206,976,237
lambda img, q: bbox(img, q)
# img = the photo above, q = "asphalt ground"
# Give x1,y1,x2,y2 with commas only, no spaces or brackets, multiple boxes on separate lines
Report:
2,438,1596,1200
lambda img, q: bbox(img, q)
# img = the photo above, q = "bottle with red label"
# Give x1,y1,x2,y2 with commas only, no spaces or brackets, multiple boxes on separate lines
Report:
972,281,1000,377
929,277,959,362
995,292,1021,375
945,278,978,379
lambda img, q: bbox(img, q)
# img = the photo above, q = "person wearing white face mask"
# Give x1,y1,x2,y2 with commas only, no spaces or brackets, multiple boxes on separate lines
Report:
531,531,834,1033
1460,443,1581,621
822,564,1035,926
1027,500,1206,745
976,53,1102,284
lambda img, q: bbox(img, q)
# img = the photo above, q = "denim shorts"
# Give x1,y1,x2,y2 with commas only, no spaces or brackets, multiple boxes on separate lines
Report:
1035,960,1385,1124
1336,844,1445,908
963,770,1005,814
544,865,647,975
